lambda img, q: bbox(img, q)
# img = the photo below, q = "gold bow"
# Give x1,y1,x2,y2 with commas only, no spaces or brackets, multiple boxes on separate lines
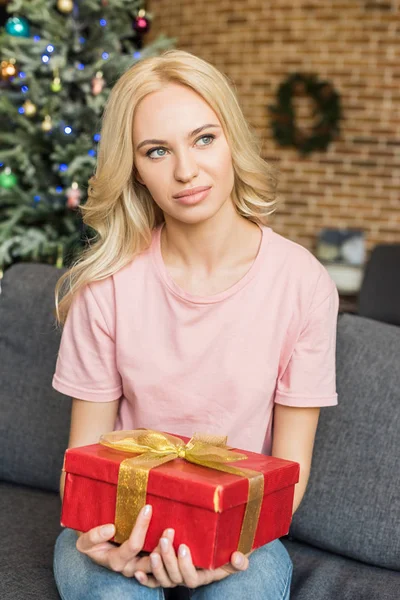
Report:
100,429,264,553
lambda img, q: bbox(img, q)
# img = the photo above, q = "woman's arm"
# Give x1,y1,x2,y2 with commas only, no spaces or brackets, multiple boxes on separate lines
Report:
60,397,120,500
271,404,320,515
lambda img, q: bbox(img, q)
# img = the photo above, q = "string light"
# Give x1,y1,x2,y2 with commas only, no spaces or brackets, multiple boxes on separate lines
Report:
102,52,109,60
42,55,50,63
56,186,63,193
64,126,72,134
21,85,28,93
88,149,96,156
99,19,107,26
18,107,25,114
93,133,101,142
77,63,85,70
18,71,26,78
47,45,55,53
59,164,68,172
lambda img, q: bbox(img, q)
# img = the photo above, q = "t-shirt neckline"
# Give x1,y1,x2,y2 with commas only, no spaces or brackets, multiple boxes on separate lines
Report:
152,221,271,305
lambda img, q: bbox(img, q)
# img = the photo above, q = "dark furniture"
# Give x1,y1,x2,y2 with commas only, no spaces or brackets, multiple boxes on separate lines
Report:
358,244,400,327
1,263,399,599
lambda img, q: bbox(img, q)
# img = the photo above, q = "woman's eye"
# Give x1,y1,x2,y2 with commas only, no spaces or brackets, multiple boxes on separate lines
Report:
197,135,214,146
147,148,167,159
146,134,215,160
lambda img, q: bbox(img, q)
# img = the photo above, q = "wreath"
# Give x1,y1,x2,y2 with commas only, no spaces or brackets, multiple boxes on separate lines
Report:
268,72,342,156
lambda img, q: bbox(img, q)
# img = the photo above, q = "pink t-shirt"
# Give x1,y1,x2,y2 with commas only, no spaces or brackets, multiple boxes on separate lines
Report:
52,222,339,455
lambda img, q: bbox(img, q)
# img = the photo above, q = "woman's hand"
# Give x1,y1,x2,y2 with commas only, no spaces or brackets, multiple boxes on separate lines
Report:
75,504,158,577
134,531,250,589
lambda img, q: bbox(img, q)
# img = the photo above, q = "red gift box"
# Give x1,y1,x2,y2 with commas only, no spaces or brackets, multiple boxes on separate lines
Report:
61,430,300,570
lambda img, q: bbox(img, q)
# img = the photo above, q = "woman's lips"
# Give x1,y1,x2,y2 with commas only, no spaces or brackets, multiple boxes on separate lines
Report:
174,186,212,205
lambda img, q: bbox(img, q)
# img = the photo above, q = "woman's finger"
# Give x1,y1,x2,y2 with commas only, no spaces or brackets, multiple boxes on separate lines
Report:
127,554,153,575
133,527,175,575
148,550,177,588
158,535,183,585
114,505,153,564
231,551,249,571
134,571,162,588
177,544,203,588
218,551,249,575
76,523,116,553
152,527,175,556
177,547,249,588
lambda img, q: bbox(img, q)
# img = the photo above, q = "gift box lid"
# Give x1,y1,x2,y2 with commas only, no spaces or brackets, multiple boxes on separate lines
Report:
63,432,300,513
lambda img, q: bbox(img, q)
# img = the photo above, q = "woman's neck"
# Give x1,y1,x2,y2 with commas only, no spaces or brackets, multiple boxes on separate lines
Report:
160,212,261,278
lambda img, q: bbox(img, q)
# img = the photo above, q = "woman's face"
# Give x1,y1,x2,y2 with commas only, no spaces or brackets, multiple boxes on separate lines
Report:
132,83,235,225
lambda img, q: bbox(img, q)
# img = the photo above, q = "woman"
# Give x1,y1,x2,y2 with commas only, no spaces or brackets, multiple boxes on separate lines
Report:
52,49,339,599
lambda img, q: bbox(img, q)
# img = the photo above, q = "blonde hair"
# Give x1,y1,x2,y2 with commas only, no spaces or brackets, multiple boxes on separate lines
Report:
54,49,280,326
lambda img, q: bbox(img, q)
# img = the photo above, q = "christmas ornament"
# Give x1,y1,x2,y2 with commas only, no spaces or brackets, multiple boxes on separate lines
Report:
91,70,105,96
0,167,17,188
66,181,81,208
132,9,150,34
57,0,73,14
23,99,37,116
268,72,341,156
1,58,16,79
51,75,62,92
41,114,53,131
5,16,30,37
56,243,64,269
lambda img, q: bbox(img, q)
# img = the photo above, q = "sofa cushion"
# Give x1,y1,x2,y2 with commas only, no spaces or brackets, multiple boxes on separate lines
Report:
282,538,400,600
0,482,62,599
0,481,191,600
0,263,71,492
289,313,400,571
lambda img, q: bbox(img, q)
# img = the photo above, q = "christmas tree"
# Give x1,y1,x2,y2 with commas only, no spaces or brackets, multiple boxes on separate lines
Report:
0,0,176,278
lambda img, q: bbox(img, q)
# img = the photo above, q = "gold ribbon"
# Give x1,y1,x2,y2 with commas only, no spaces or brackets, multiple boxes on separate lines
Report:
99,429,264,552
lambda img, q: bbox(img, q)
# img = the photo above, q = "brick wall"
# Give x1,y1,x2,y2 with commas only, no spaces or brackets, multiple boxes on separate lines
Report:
146,0,400,255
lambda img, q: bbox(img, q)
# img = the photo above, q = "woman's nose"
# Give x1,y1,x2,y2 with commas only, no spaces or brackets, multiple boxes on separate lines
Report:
173,150,199,181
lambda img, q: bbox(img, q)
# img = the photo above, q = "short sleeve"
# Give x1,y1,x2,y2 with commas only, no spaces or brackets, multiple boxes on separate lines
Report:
274,275,339,408
52,283,123,402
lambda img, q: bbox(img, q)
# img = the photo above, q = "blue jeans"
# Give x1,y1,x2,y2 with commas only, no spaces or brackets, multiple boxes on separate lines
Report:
54,528,292,600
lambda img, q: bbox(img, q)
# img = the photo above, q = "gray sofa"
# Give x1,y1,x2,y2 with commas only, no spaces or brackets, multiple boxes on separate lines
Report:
0,262,399,599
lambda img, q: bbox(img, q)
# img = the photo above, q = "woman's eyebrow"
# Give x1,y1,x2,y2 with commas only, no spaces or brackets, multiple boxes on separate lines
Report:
136,123,221,151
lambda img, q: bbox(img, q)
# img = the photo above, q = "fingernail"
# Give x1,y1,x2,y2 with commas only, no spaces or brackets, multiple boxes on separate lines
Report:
234,554,244,567
179,544,187,557
135,572,145,584
150,553,159,566
101,524,114,537
143,505,152,517
160,537,168,551
166,528,175,539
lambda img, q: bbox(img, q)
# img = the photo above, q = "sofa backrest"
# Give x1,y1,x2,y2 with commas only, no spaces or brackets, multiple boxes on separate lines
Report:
0,262,70,492
290,313,400,571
